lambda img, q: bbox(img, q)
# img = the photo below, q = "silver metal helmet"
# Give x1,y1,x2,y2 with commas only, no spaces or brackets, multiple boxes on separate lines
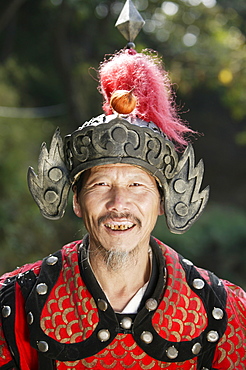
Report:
28,113,209,234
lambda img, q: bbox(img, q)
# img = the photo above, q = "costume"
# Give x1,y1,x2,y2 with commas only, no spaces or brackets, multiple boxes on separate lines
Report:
1,1,245,369
0,236,245,369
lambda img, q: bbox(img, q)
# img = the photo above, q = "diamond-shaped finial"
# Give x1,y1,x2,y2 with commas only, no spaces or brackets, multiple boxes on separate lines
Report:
115,0,145,43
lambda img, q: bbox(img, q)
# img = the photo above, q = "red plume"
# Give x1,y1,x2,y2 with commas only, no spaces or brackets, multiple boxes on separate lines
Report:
98,49,193,146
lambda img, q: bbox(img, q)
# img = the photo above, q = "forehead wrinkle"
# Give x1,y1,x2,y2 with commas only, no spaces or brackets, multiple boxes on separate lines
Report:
86,164,156,184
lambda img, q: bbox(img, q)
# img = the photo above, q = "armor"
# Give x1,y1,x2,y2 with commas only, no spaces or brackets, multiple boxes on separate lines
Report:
0,237,245,369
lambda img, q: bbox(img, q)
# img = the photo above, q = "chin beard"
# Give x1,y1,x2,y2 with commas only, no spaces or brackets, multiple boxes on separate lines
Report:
90,244,139,271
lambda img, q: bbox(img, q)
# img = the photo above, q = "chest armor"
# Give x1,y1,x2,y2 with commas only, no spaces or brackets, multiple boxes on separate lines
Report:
19,237,227,369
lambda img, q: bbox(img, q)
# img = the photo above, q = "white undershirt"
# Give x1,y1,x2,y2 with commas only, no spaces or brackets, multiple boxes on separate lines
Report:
117,282,149,314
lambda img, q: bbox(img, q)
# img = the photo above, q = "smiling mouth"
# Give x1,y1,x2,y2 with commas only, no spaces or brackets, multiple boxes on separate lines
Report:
104,223,135,231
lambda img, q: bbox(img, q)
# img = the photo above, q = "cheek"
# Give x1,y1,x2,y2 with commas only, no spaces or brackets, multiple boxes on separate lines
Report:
140,192,160,211
78,197,102,228
143,197,162,224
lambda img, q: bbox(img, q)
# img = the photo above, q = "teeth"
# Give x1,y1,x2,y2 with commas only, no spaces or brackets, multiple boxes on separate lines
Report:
105,223,134,231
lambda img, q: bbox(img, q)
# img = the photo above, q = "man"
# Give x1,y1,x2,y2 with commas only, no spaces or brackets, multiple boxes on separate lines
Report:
73,163,163,313
0,15,245,370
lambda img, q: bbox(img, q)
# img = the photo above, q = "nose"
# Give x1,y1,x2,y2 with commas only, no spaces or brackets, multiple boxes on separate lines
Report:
106,186,130,212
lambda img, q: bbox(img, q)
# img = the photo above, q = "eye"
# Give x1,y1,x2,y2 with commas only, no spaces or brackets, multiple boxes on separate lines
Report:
130,182,142,187
95,182,108,186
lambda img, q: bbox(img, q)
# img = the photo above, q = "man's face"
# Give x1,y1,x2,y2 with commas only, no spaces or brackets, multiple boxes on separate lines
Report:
73,164,163,254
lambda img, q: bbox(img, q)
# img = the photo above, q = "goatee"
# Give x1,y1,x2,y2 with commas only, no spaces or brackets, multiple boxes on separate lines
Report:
90,243,139,271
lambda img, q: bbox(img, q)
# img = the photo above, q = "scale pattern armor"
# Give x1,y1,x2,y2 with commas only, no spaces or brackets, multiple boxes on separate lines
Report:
0,238,245,369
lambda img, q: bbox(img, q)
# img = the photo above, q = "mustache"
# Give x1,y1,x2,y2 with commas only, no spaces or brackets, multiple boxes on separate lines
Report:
98,212,141,228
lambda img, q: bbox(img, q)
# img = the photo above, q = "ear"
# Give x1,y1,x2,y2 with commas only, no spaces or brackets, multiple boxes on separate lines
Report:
159,199,164,216
73,194,83,218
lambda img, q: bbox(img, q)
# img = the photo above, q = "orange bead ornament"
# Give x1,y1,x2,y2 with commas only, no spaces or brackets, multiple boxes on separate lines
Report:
110,89,137,115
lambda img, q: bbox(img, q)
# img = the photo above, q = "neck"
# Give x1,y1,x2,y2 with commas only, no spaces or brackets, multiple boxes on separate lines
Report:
88,243,151,312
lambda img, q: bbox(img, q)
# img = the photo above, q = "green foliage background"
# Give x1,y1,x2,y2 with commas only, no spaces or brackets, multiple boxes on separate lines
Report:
0,0,245,288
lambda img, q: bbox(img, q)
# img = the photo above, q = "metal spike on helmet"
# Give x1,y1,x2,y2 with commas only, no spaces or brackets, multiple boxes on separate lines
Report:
28,0,209,234
115,0,145,48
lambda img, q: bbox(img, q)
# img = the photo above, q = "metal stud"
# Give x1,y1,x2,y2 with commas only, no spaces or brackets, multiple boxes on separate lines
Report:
175,202,188,217
145,298,158,311
207,330,219,342
166,345,178,359
174,179,187,193
140,331,153,344
97,299,108,312
2,306,11,318
120,317,132,330
37,340,49,352
27,312,34,325
36,283,48,295
48,167,63,182
192,342,202,355
97,329,110,342
183,258,193,266
46,255,58,266
193,278,205,290
44,190,58,204
212,307,224,320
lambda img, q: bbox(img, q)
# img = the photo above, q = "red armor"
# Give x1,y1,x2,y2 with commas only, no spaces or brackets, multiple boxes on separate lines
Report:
0,237,245,369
